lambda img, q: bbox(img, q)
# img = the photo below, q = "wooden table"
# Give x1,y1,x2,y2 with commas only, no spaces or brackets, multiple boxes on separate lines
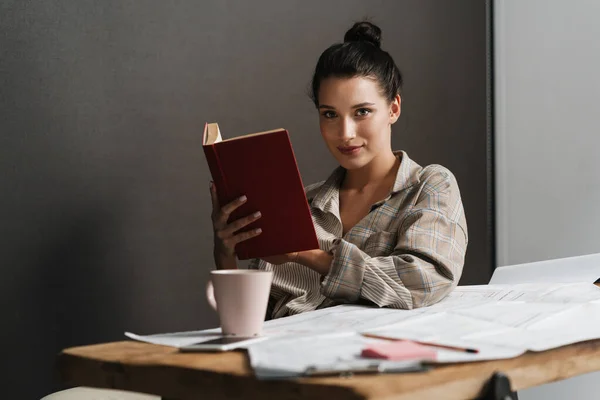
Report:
58,338,600,400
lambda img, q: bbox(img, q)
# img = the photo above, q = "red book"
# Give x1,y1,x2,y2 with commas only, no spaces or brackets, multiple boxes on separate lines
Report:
202,122,319,260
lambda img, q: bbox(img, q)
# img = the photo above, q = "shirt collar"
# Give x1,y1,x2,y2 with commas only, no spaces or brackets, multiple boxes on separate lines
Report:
310,165,344,214
311,150,422,213
391,150,421,194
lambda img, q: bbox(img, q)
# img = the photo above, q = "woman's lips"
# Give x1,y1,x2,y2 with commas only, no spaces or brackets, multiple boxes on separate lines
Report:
338,145,363,155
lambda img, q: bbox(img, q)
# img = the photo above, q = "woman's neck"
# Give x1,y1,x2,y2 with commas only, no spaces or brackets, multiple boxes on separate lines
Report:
342,150,399,192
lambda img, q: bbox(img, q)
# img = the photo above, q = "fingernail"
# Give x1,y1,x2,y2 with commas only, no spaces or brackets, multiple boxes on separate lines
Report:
240,195,247,202
255,228,262,234
253,211,261,218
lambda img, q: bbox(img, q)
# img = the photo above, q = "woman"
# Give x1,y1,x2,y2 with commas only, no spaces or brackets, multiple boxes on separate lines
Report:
210,21,468,320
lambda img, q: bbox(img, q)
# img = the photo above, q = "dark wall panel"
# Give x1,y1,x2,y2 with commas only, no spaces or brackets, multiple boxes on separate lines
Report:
0,1,490,397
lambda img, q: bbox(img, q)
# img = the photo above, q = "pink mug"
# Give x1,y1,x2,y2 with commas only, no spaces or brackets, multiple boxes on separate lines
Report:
206,269,273,337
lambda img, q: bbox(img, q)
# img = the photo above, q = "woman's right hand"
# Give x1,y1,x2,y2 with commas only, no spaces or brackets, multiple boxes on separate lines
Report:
210,182,262,263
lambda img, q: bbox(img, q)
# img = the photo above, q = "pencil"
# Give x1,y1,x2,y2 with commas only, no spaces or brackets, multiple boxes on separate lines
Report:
362,333,479,354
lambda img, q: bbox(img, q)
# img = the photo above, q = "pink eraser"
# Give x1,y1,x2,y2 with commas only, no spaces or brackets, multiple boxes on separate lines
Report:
361,340,437,361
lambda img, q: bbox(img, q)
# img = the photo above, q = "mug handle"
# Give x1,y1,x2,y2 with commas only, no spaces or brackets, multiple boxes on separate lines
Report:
206,279,217,311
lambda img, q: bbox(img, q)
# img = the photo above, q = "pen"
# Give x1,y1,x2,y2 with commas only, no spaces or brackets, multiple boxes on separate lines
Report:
361,333,479,354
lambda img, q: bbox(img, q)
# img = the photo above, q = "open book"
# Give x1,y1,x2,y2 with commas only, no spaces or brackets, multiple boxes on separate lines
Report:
202,123,319,260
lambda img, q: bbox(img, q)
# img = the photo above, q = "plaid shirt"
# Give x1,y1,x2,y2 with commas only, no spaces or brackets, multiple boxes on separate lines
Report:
250,151,468,319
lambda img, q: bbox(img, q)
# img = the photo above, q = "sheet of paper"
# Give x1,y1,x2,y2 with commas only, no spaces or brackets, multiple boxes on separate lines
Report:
247,332,423,379
447,283,600,304
362,312,525,363
361,284,600,362
124,328,222,348
366,312,513,343
451,301,574,329
471,303,600,352
434,345,526,363
123,305,423,348
490,253,600,285
260,304,426,336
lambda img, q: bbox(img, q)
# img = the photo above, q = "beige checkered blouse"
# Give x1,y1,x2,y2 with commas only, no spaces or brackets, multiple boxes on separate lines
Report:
250,151,468,319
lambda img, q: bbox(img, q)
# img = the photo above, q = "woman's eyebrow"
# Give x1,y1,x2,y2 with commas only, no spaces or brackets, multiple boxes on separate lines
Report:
352,102,375,108
318,102,375,110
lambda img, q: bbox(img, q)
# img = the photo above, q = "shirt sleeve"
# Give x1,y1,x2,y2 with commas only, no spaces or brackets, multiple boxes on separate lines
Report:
320,168,468,309
247,258,261,270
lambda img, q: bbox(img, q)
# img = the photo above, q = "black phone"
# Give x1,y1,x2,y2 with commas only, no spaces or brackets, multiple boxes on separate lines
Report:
178,336,268,352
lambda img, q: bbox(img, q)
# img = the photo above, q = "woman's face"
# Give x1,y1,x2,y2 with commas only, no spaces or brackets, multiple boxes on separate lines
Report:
317,76,400,171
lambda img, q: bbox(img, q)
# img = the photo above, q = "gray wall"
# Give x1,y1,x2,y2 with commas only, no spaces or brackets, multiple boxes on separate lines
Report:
1,1,489,397
495,0,600,398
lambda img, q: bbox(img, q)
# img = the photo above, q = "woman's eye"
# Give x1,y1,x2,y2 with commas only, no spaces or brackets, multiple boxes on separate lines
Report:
356,108,372,116
322,111,337,119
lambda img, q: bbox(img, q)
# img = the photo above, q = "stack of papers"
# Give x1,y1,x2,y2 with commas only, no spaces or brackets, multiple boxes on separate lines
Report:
126,253,600,380
362,282,600,363
247,332,425,379
126,282,600,379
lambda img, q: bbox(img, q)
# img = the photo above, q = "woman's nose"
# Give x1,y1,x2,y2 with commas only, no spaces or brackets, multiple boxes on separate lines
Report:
339,119,356,141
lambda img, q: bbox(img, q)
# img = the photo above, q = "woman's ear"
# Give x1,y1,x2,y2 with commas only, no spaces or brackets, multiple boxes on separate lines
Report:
389,94,401,124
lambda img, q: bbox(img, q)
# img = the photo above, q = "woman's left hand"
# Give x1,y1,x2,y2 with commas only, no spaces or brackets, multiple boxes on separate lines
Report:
261,249,332,276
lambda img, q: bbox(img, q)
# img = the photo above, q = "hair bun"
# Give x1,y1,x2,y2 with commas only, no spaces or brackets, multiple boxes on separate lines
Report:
343,21,382,48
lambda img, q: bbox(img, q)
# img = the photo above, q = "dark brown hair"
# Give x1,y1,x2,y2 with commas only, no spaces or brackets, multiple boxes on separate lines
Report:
310,21,403,107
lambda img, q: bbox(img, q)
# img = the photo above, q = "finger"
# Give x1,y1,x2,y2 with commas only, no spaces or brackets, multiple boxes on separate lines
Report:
221,195,247,216
215,195,248,226
228,227,262,246
209,181,220,211
221,211,261,237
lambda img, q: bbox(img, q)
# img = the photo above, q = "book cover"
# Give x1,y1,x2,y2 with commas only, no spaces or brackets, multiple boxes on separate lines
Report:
202,123,319,260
